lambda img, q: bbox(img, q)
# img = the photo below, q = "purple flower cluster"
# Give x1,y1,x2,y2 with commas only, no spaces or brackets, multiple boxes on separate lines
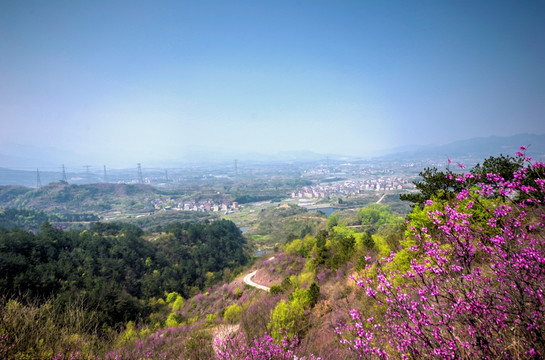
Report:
215,332,321,360
0,334,13,360
105,318,208,360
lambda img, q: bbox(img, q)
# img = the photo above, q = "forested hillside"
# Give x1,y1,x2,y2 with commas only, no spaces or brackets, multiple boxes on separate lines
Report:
0,220,248,336
0,208,99,231
0,181,218,231
0,182,161,214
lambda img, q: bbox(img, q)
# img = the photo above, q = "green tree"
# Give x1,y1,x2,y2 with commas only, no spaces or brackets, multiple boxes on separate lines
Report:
308,282,320,307
172,296,185,311
268,298,306,340
400,167,464,205
400,155,524,206
165,312,181,327
362,231,375,250
223,304,243,324
471,154,523,182
327,213,339,230
357,204,395,233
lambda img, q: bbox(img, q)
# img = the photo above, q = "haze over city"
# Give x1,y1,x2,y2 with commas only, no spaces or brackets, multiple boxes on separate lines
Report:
1,1,544,168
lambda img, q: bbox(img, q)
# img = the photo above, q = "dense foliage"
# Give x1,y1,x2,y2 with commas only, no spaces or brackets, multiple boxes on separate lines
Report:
400,154,524,205
233,194,285,204
0,220,248,330
0,208,51,231
0,208,99,231
245,204,325,247
231,178,312,205
0,182,166,217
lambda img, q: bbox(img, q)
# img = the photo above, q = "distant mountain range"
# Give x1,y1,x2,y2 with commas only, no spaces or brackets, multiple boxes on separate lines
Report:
178,133,545,164
1,133,543,175
376,133,545,162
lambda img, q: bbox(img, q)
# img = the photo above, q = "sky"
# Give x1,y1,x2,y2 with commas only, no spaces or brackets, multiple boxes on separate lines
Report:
1,1,544,168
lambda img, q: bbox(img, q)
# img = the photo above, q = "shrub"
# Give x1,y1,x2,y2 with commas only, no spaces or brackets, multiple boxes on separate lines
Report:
206,313,217,323
308,282,320,307
215,332,320,360
183,331,214,360
172,296,185,311
223,304,243,324
240,294,283,341
165,291,179,303
165,312,180,328
268,295,309,340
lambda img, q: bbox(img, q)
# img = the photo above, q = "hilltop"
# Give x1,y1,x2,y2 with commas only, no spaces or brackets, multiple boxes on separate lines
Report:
0,182,215,230
1,181,157,209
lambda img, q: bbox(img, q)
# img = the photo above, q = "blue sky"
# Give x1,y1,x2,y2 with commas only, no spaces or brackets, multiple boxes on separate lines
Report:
1,1,544,167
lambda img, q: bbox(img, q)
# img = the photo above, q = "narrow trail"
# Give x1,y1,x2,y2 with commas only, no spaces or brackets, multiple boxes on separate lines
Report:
242,257,274,292
376,193,386,204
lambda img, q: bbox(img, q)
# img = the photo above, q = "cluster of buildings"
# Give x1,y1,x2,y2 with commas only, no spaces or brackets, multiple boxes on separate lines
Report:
291,177,414,199
302,164,396,178
146,198,240,213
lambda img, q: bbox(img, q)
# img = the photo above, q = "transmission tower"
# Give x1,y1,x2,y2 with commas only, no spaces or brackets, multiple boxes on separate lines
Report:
36,169,42,188
234,159,238,176
62,164,67,182
84,165,91,180
103,165,108,183
165,169,169,182
137,163,144,184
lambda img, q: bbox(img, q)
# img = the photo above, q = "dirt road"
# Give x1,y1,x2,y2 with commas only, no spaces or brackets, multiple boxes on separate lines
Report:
243,257,274,292
376,193,386,204
243,270,270,292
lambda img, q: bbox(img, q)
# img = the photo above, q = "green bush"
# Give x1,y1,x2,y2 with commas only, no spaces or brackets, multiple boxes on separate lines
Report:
206,313,217,323
165,312,181,328
172,296,185,311
166,291,179,303
223,304,243,324
270,285,283,295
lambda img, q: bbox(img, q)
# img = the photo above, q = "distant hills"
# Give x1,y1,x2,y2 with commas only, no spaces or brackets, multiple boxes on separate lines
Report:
376,133,545,163
0,181,159,215
1,134,543,186
241,133,545,164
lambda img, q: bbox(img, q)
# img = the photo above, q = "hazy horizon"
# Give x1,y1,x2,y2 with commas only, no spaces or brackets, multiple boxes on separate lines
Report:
2,132,545,173
1,1,545,168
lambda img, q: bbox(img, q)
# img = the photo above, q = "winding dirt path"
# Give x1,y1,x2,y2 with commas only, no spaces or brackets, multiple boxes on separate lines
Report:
243,257,274,292
243,270,270,292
